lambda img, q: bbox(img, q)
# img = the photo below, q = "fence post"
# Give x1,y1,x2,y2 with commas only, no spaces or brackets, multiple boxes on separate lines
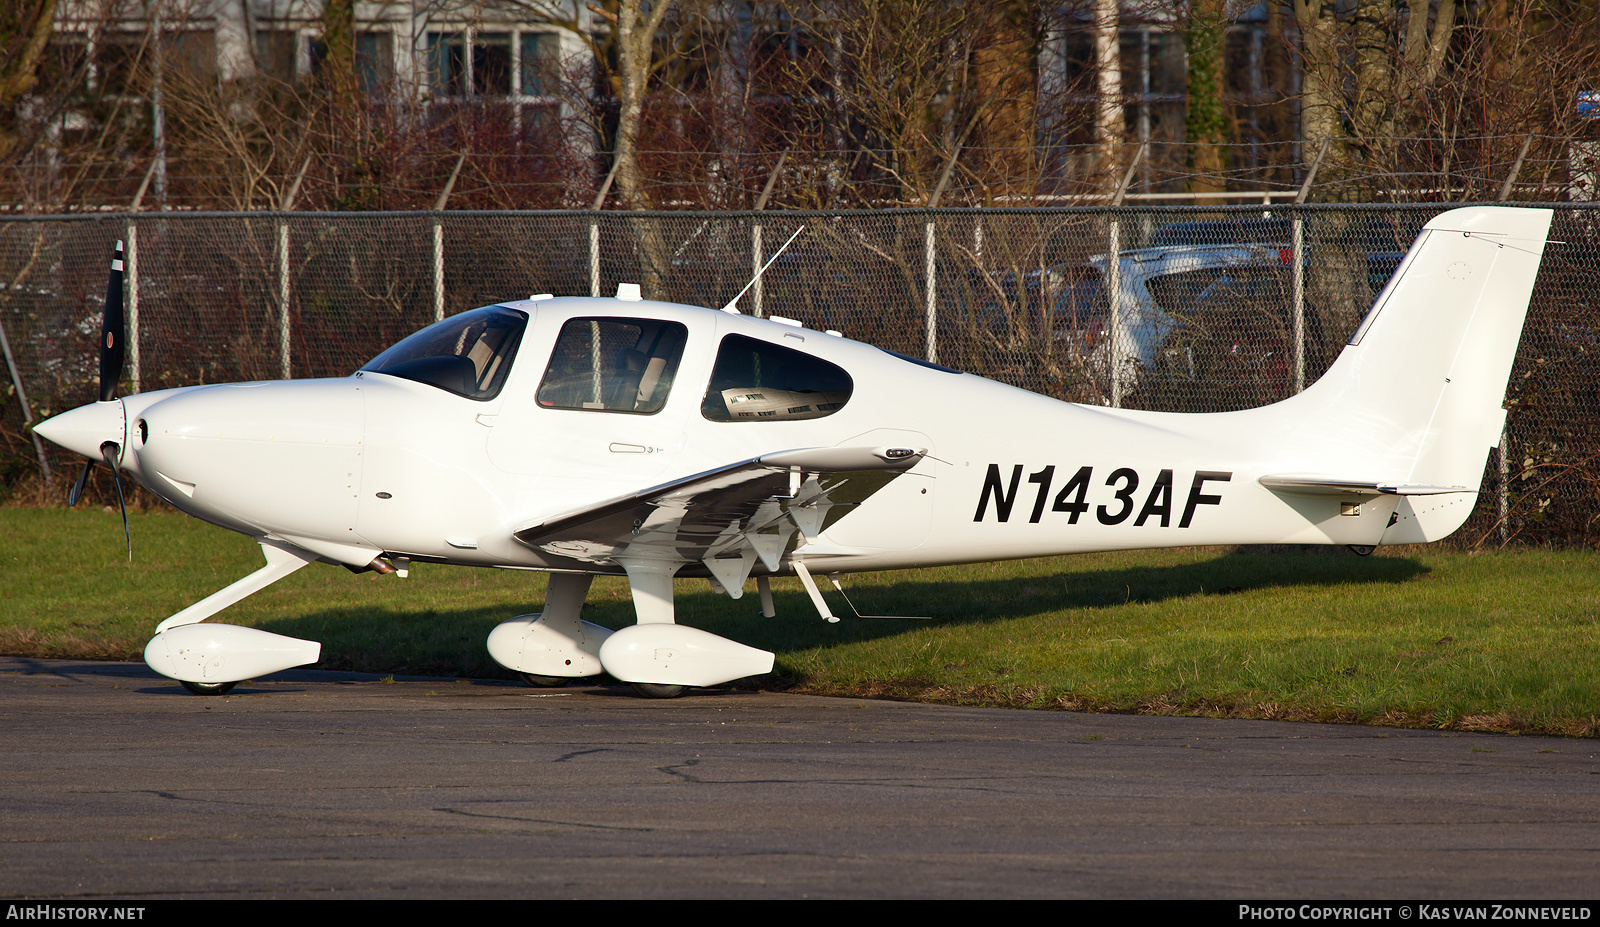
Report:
751,150,788,319
1106,143,1145,408
0,315,47,482
924,221,937,362
1291,139,1329,395
923,135,970,363
276,157,310,379
433,154,466,323
590,159,620,297
126,159,157,396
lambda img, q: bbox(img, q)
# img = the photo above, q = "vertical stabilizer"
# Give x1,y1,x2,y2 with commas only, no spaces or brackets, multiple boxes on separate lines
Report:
1294,206,1552,542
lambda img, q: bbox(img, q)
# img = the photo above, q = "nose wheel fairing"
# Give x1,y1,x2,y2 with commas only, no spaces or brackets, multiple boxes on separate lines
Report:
142,539,324,690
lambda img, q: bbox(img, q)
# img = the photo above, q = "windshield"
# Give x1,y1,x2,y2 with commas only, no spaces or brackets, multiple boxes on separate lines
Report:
360,305,527,400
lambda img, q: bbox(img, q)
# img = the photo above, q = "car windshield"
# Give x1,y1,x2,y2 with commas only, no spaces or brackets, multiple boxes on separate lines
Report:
1147,267,1290,321
360,305,527,400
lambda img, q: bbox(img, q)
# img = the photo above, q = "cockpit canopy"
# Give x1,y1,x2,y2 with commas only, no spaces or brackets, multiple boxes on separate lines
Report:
362,303,862,423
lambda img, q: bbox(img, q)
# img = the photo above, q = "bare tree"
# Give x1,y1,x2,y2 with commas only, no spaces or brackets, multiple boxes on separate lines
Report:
1184,0,1227,192
1091,0,1121,168
0,0,60,162
1293,0,1458,168
776,1,1047,206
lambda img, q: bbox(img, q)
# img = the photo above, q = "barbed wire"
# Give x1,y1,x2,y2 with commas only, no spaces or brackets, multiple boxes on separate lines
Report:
2,135,1595,214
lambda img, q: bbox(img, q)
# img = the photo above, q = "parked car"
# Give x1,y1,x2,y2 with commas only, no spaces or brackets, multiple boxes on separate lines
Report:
1110,217,1409,361
959,216,1410,404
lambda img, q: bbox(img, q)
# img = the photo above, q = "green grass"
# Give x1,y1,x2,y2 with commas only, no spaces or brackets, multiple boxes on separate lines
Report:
4,506,1599,735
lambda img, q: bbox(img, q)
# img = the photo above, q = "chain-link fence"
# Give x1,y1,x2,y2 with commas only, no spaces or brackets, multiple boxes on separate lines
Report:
4,204,1600,547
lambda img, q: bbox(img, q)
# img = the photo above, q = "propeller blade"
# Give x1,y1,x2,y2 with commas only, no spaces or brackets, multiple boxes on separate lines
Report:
68,460,93,507
99,241,125,403
100,441,131,562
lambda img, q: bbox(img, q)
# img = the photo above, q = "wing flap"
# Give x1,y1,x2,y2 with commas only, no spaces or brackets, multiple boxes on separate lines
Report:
512,446,925,570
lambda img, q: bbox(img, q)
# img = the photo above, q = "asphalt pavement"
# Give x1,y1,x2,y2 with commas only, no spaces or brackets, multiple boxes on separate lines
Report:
1,656,1596,899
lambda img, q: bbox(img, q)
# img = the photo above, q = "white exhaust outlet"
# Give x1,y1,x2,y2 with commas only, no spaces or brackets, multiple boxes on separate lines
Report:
144,623,321,684
598,624,774,687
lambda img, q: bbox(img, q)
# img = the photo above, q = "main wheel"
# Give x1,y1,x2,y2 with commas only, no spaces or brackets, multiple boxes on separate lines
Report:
181,680,237,696
518,672,571,688
630,682,686,699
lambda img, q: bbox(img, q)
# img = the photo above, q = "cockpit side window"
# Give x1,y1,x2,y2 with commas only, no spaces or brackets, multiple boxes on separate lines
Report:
701,334,853,422
360,305,526,400
536,317,688,414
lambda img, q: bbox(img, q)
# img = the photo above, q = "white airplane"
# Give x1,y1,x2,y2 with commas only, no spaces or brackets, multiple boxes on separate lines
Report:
34,206,1552,697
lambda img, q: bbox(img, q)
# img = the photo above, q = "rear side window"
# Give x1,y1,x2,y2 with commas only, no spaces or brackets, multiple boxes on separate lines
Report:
702,334,853,422
537,317,688,414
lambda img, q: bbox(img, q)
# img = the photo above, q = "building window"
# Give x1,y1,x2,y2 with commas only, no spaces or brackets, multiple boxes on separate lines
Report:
260,29,392,91
427,29,558,100
355,32,394,91
520,32,557,95
255,29,297,81
1055,26,1185,144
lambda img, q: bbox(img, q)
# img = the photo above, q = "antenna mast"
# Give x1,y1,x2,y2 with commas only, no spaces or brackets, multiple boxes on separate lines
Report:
722,225,805,314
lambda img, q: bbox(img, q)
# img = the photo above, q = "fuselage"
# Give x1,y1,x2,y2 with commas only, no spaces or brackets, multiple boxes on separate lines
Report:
43,294,1417,580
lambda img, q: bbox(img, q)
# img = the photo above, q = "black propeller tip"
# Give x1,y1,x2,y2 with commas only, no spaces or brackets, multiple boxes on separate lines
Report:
99,240,126,403
100,441,131,562
68,460,92,507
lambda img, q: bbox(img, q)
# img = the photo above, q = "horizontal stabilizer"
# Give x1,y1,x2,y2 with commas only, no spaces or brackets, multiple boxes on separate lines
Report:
1259,474,1474,496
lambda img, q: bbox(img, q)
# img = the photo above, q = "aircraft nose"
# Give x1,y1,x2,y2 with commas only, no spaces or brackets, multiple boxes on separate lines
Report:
33,400,126,462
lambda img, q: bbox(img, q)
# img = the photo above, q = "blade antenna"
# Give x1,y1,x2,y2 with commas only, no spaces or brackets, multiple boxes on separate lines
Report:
722,225,805,314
